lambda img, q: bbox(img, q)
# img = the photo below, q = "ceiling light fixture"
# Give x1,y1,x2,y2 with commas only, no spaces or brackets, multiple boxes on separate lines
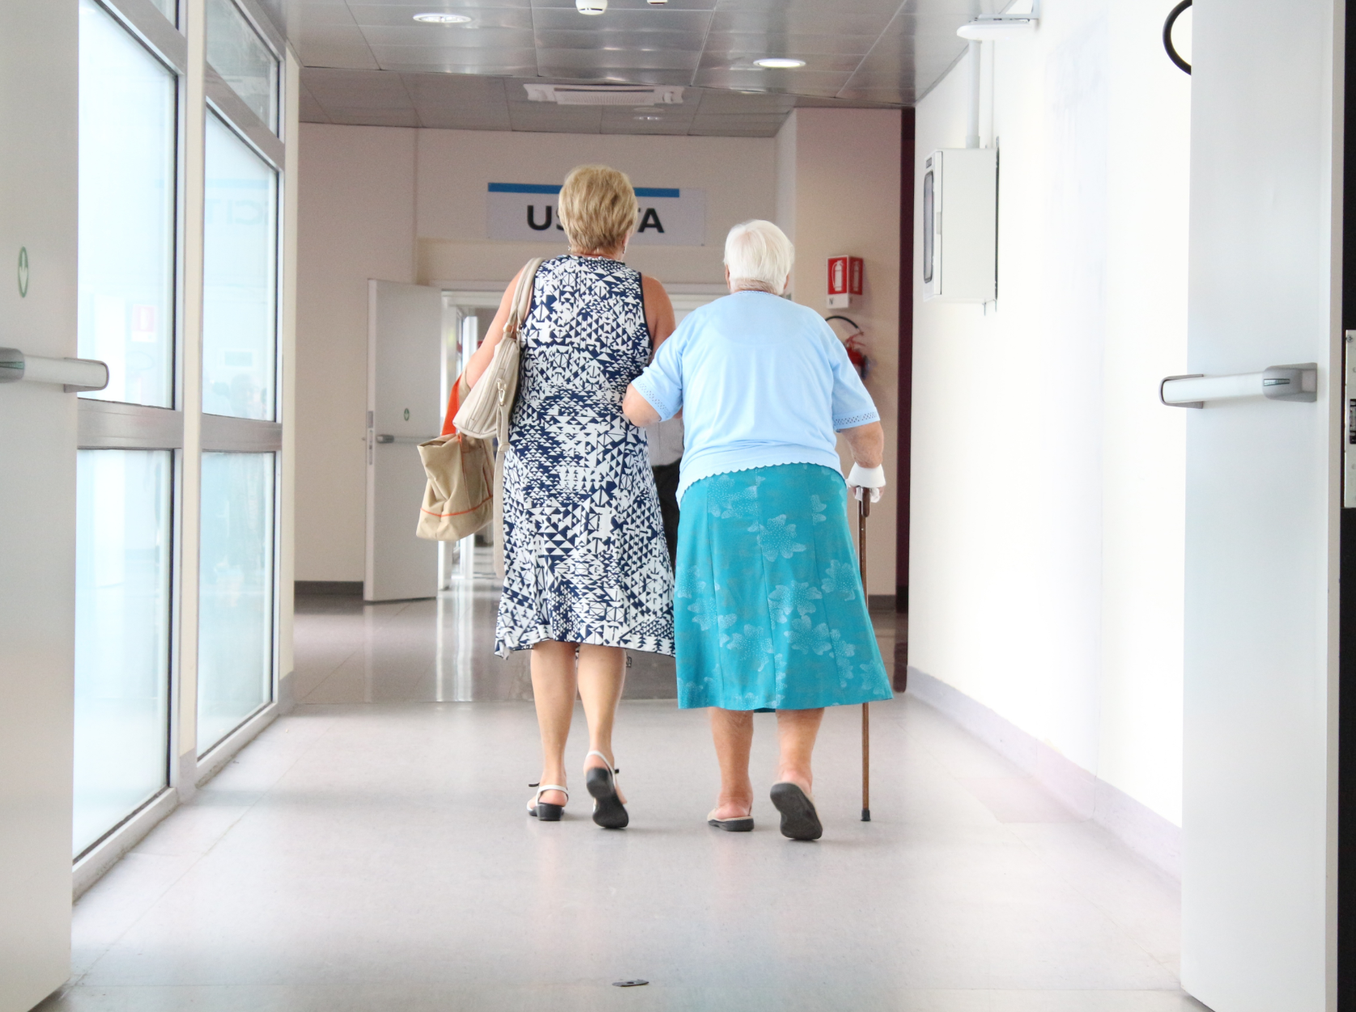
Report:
575,0,607,14
753,57,806,69
412,12,472,23
646,0,668,4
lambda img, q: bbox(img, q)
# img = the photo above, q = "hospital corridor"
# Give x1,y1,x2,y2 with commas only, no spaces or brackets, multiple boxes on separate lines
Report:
1,1,1352,1011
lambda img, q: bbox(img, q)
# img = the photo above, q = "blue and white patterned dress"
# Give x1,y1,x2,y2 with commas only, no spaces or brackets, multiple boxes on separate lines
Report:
495,255,675,657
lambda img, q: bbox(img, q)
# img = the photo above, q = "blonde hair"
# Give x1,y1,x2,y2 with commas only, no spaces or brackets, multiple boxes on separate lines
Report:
557,165,639,254
724,220,794,295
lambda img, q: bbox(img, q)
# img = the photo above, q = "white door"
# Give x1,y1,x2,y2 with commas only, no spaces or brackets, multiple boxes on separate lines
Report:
0,3,79,1010
1181,1,1341,1008
365,280,443,602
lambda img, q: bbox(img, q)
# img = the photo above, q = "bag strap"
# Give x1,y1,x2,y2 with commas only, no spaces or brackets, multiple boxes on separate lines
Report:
441,372,464,437
503,257,546,344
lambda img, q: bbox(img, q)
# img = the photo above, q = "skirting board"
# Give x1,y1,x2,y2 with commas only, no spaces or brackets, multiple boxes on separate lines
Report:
907,664,1182,881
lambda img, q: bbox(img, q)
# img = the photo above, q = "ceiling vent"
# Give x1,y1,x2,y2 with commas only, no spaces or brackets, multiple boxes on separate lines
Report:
523,84,684,106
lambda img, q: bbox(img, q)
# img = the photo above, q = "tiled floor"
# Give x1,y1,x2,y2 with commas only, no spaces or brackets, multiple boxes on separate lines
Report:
42,572,1205,1012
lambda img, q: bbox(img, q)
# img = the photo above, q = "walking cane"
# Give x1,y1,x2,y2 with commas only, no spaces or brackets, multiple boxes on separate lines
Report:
858,491,871,822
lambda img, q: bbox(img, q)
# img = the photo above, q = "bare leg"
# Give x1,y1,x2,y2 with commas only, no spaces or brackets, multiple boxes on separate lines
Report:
577,643,627,803
530,640,578,807
710,708,755,819
775,708,825,795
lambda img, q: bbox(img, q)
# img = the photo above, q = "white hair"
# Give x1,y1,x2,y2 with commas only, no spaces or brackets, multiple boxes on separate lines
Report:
724,219,794,295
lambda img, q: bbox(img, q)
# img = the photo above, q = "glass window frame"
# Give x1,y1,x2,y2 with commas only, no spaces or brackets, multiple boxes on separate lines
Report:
194,0,285,759
201,107,282,423
74,0,289,850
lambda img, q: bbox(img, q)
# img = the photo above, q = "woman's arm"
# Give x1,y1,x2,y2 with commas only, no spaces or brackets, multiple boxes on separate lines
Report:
623,386,661,427
641,275,676,354
462,265,525,389
842,421,884,468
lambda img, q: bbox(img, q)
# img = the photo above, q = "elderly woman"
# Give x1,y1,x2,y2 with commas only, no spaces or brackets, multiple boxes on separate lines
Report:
622,220,891,841
464,165,676,829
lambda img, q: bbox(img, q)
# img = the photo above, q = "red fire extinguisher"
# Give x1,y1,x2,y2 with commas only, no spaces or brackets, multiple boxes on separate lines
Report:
826,314,869,380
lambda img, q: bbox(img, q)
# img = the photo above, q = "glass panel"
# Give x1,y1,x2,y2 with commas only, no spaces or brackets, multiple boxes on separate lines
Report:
203,113,277,420
205,0,278,132
78,0,177,408
73,450,173,857
198,452,274,755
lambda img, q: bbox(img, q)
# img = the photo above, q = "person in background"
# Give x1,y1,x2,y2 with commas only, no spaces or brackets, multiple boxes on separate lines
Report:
464,165,676,829
621,219,891,841
646,415,683,567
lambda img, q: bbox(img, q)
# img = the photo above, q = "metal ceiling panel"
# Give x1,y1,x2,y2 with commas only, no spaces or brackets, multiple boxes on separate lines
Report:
531,10,714,33
507,103,604,131
701,32,880,57
533,29,708,51
291,0,1009,136
326,105,421,125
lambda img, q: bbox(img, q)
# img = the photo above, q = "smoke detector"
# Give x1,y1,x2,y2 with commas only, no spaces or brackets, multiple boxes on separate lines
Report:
576,0,607,13
524,84,684,106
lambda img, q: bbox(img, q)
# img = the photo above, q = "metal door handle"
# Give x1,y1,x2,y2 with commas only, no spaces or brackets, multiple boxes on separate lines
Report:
0,346,109,392
375,434,435,445
1160,363,1317,408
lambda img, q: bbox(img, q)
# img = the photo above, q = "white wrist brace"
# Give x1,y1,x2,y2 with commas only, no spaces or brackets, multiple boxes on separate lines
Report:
847,464,886,488
847,464,885,503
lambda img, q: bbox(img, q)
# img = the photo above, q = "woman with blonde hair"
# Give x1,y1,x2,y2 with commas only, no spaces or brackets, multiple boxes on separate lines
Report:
463,165,676,828
623,219,891,840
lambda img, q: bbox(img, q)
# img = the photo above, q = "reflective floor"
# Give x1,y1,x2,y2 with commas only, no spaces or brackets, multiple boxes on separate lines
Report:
45,566,1203,1012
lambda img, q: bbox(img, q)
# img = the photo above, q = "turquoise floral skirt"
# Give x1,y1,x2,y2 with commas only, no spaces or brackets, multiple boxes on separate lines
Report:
674,463,893,711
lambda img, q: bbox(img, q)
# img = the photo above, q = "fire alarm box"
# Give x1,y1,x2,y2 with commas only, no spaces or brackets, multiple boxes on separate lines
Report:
828,256,863,309
922,149,997,303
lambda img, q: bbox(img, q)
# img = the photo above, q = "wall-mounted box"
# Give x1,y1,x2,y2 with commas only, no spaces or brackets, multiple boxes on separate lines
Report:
922,148,997,303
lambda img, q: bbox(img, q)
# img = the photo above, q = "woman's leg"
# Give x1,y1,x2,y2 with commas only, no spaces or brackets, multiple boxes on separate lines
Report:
775,707,825,794
576,643,627,802
531,640,578,806
710,708,755,819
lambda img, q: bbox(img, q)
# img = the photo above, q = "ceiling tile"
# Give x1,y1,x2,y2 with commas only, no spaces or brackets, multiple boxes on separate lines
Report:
325,106,422,126
346,3,532,25
507,104,604,132
404,72,514,128
697,51,864,74
534,28,707,50
695,89,795,113
694,67,853,95
537,47,700,71
531,0,717,9
709,8,898,37
530,8,713,32
701,32,879,58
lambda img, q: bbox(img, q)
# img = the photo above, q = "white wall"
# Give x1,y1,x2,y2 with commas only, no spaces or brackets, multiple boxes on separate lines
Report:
910,0,1191,825
296,125,416,582
777,109,902,598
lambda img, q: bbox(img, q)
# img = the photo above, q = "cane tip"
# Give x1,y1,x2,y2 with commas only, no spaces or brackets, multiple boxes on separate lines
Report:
861,809,871,822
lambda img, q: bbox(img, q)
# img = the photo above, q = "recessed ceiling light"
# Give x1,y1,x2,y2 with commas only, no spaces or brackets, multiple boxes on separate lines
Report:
647,0,668,4
576,0,607,13
412,12,472,24
753,57,806,69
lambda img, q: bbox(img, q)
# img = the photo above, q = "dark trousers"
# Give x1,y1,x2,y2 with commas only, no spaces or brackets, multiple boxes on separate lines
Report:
652,461,681,570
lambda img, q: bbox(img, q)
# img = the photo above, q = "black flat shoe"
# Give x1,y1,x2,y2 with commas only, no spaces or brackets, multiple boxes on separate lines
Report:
770,782,822,841
528,783,568,821
585,750,628,829
707,809,754,832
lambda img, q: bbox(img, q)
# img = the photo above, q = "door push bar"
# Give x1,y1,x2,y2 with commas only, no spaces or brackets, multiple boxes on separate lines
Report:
0,346,108,393
1160,364,1317,408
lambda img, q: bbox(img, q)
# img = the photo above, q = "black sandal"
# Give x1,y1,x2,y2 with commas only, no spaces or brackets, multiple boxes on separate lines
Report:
585,751,628,829
527,783,568,821
770,782,822,841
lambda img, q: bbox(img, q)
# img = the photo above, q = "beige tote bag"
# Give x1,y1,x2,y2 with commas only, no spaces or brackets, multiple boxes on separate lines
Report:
416,372,494,543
